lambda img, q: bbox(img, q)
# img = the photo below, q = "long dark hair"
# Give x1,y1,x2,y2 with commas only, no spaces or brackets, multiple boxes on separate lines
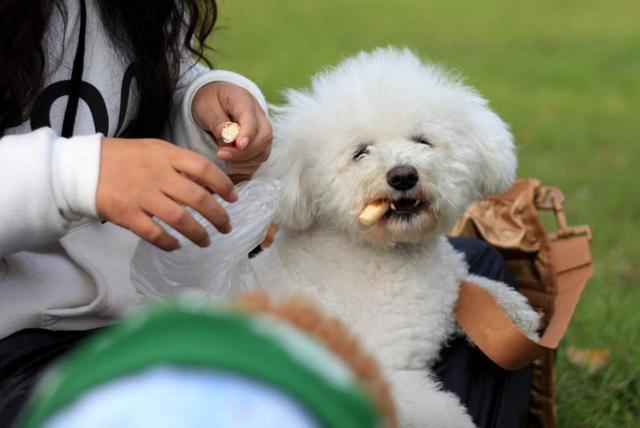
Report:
0,0,217,137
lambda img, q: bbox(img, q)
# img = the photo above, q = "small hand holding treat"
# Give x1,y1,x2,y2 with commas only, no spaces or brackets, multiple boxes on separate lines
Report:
192,82,273,183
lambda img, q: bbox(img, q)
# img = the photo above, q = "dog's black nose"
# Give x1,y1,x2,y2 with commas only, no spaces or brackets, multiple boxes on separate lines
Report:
387,165,419,191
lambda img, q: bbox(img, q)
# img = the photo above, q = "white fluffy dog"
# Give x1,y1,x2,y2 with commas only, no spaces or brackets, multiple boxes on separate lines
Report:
252,47,540,428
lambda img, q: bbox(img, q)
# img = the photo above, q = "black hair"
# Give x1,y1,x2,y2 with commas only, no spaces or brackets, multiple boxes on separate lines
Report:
0,0,217,137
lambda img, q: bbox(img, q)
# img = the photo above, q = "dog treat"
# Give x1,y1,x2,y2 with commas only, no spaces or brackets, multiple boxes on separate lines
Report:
221,121,240,144
358,200,390,226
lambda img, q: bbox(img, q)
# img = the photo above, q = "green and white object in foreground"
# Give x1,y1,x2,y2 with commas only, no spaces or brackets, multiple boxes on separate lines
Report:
19,300,382,428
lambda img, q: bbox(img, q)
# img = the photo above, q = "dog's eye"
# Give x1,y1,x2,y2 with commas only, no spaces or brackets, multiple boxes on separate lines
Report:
353,145,370,160
413,137,432,147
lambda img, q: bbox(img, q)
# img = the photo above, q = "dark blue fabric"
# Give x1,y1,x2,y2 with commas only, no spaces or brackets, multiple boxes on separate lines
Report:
436,236,532,428
0,328,98,426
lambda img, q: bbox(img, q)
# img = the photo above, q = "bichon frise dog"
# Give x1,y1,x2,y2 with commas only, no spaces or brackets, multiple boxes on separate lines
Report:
252,47,540,428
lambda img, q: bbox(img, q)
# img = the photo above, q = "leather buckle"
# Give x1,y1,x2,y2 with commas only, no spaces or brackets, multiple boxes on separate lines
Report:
537,186,592,242
549,224,592,242
536,186,565,211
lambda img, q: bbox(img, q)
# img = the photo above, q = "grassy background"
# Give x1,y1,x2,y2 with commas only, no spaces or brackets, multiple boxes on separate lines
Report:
209,1,639,426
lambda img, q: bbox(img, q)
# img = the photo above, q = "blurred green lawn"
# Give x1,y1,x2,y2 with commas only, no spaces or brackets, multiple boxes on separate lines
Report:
210,1,639,426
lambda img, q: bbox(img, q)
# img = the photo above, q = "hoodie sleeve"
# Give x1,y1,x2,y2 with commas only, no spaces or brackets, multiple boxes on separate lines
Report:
0,128,102,256
169,61,268,170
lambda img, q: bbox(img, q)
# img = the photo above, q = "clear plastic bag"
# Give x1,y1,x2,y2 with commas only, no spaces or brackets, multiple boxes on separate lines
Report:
130,179,281,300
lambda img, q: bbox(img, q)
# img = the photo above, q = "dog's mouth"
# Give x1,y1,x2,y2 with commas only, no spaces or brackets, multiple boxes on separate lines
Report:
385,197,427,219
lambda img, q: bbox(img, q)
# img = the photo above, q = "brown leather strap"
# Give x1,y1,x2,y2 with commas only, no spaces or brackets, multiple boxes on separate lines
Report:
455,234,592,371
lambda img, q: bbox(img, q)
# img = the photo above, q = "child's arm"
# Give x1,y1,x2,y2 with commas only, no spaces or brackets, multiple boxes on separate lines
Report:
0,128,101,256
0,127,238,255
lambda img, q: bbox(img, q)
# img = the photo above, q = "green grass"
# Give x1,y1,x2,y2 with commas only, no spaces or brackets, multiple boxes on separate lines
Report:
209,1,640,425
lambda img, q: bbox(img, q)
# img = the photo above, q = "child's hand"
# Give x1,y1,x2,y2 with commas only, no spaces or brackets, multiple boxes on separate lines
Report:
96,137,237,251
192,82,272,181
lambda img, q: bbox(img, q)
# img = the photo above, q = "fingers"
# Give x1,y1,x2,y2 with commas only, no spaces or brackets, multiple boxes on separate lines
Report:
214,100,258,151
162,173,232,235
97,137,240,251
227,154,271,177
224,99,258,150
169,148,238,203
224,138,272,178
260,224,279,248
196,83,258,151
228,173,253,184
127,211,181,252
192,83,231,140
142,191,212,248
116,171,233,251
218,109,272,162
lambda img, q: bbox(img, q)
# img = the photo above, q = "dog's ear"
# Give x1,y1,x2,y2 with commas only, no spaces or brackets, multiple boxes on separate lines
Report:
466,98,517,199
260,93,320,231
273,158,314,231
258,146,315,231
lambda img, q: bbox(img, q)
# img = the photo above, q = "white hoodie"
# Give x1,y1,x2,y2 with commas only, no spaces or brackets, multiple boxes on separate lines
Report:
0,0,268,338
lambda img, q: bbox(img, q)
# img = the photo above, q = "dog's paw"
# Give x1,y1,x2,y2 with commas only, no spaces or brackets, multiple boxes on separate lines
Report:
466,274,541,340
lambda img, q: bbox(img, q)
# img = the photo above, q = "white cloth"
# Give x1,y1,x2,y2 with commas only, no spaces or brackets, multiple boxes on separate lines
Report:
0,0,268,338
44,366,320,428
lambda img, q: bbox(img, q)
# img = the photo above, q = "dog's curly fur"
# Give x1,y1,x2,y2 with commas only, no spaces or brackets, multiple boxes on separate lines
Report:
252,47,539,427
